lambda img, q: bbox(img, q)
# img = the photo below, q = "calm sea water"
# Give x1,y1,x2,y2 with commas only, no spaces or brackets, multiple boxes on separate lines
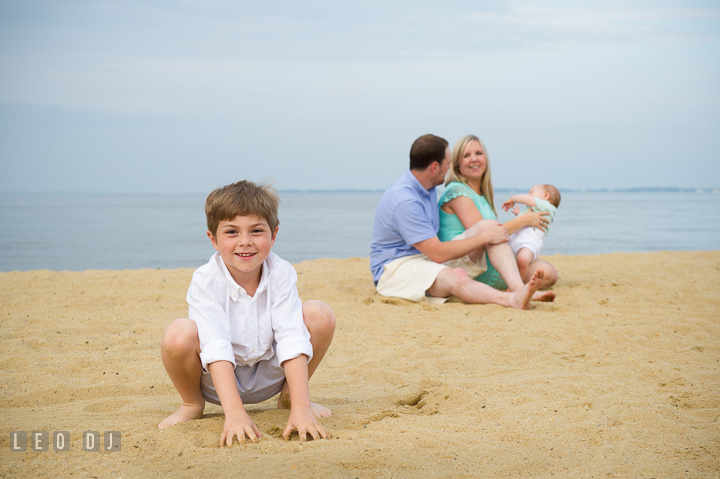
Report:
1,191,718,271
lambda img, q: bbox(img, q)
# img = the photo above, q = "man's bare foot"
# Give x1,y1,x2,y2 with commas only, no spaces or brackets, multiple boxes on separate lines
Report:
532,290,555,302
509,270,543,310
277,393,332,418
158,402,205,430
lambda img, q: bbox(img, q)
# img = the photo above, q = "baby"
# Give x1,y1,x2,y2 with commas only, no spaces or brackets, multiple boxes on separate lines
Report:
502,184,561,280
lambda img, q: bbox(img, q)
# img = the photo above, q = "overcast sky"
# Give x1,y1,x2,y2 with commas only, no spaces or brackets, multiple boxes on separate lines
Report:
1,0,718,193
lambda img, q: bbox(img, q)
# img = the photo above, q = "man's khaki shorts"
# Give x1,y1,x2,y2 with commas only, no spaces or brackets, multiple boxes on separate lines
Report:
376,232,487,304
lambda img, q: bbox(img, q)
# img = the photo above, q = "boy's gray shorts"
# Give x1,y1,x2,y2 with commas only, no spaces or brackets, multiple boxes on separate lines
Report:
200,351,286,405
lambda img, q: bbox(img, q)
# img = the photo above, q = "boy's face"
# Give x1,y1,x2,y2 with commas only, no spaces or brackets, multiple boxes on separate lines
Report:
207,214,277,287
529,185,549,200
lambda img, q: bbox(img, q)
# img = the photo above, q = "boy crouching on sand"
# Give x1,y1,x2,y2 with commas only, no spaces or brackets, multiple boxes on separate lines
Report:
158,180,336,444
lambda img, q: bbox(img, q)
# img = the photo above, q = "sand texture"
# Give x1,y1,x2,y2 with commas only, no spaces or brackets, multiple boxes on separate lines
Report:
1,251,719,478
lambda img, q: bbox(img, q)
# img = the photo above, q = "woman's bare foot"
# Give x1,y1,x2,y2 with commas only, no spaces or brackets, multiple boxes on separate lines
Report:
509,270,543,310
277,393,332,418
158,402,205,430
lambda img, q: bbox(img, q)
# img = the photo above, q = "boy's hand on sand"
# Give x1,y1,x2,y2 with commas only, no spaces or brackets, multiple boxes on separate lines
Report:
220,411,262,446
283,408,330,441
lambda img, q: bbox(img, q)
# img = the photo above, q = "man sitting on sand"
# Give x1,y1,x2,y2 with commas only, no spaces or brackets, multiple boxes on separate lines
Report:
158,180,335,444
370,134,553,309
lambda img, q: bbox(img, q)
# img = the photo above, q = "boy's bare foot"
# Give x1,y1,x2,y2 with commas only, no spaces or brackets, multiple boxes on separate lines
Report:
309,402,332,418
532,290,555,302
158,402,205,430
509,270,543,310
277,393,332,418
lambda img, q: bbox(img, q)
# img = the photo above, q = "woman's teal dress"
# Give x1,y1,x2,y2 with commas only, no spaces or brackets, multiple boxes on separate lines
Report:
438,182,508,290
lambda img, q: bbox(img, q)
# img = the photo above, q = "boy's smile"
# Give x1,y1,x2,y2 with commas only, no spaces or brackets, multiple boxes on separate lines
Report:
208,214,277,293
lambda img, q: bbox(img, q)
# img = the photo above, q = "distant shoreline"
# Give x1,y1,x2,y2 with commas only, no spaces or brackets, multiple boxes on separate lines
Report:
280,187,720,194
1,187,719,195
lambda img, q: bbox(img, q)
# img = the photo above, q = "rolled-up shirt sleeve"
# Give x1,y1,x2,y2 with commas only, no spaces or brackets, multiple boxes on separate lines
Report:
187,271,236,371
270,263,313,366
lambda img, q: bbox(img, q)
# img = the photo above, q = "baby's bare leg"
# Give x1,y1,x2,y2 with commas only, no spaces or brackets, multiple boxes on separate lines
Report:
515,250,555,300
158,318,206,429
516,248,534,280
278,300,336,418
521,258,558,290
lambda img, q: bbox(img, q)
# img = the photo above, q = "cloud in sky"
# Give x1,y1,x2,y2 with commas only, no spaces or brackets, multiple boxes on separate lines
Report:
0,0,718,193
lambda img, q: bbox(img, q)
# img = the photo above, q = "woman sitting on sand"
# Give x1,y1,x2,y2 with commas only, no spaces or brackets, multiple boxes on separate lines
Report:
438,134,558,290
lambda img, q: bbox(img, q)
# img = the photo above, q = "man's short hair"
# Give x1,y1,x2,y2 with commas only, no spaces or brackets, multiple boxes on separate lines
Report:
205,180,280,238
543,184,561,208
409,134,449,171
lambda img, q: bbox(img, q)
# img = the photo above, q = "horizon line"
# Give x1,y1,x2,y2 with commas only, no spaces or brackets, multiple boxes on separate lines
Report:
1,187,719,195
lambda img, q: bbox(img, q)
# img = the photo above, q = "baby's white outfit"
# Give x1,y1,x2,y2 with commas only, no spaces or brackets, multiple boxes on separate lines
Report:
509,198,557,261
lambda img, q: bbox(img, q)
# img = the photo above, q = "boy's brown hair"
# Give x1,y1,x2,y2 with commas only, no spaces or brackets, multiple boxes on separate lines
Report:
543,184,561,208
205,180,280,238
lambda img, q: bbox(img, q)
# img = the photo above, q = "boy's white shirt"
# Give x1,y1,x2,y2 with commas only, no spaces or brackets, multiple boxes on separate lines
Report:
187,251,313,372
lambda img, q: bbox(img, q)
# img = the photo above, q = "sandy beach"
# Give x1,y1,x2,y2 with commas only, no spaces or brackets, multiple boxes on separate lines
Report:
1,251,718,478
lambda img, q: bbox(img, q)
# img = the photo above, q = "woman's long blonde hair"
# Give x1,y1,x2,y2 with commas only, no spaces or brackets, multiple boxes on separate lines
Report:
445,134,496,216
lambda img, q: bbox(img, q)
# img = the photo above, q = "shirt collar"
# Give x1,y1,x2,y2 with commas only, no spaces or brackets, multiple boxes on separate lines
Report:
405,169,432,198
216,252,269,301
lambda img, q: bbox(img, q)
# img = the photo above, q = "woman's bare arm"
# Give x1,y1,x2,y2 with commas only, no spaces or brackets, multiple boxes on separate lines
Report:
443,196,485,230
504,212,550,235
447,193,548,235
